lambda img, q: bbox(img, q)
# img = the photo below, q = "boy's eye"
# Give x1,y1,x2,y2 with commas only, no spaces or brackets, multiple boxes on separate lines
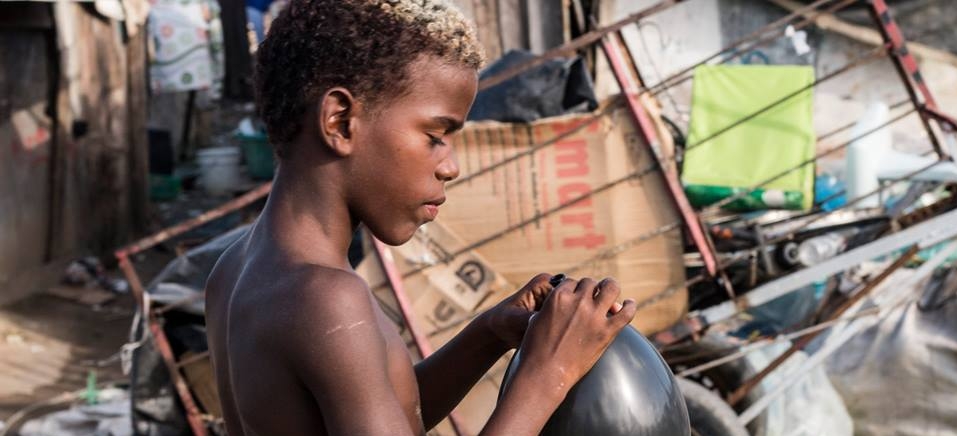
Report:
427,134,446,147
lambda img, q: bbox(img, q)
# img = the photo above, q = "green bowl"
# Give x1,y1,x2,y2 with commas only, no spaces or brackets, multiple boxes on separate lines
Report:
236,133,275,180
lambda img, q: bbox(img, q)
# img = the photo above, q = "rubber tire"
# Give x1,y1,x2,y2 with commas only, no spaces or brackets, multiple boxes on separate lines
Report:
662,334,768,435
678,378,749,436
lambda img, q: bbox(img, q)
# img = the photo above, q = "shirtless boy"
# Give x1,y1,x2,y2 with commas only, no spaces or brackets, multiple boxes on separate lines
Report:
205,1,638,435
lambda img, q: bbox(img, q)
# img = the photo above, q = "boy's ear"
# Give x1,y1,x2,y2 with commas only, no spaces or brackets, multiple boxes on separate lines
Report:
317,87,357,157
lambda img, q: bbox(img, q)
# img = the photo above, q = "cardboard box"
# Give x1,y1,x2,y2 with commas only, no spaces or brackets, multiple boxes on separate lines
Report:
441,102,687,334
356,220,516,436
358,220,515,337
179,352,223,419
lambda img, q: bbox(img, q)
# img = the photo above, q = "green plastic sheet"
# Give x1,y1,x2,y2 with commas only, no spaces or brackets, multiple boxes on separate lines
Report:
682,65,816,211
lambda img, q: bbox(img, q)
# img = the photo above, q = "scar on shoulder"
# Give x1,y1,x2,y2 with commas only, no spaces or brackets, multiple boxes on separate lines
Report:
323,320,369,337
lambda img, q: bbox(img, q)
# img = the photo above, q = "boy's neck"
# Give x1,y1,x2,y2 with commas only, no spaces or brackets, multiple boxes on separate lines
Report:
255,160,356,270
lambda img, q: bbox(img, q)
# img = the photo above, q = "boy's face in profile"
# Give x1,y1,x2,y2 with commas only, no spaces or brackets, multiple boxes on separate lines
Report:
346,55,478,245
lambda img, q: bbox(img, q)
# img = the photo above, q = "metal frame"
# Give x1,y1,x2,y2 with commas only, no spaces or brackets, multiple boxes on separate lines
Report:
370,235,468,436
646,0,957,346
115,183,272,436
697,206,957,326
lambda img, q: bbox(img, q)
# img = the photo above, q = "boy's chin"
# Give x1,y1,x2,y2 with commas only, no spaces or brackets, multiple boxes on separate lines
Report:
367,225,418,247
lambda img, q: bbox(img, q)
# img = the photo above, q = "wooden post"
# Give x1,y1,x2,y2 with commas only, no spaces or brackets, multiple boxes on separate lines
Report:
127,25,150,235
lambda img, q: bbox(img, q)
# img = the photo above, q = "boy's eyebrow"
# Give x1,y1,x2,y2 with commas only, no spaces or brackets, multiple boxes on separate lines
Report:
432,116,465,133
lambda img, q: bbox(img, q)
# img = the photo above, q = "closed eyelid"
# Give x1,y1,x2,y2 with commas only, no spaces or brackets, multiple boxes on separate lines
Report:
427,133,447,145
430,116,464,134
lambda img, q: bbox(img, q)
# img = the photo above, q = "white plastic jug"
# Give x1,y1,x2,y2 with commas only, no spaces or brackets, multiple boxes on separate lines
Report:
846,102,957,209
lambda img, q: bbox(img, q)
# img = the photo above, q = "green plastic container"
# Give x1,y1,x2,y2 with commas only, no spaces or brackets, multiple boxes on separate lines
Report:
150,174,181,201
237,132,275,180
685,184,804,211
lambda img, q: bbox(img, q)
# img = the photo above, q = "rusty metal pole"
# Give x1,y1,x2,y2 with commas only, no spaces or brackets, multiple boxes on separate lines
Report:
370,235,470,436
148,318,211,436
371,237,436,358
114,182,272,258
868,0,952,160
597,21,723,280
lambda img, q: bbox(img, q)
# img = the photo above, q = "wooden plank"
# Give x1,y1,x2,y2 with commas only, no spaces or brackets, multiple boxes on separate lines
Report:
51,3,134,255
180,352,223,419
526,0,566,53
127,26,150,235
497,0,527,53
48,1,74,260
43,2,146,263
50,1,91,259
84,8,132,252
471,0,502,61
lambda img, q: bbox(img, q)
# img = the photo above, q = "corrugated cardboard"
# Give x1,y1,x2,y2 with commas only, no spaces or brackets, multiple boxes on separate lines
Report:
356,220,516,436
180,352,223,419
441,102,687,334
358,220,515,334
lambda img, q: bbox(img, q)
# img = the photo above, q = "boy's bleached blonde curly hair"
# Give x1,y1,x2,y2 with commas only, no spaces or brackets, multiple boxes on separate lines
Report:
255,0,486,157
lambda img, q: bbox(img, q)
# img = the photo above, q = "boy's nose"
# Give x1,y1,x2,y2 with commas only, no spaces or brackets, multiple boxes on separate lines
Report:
436,150,460,182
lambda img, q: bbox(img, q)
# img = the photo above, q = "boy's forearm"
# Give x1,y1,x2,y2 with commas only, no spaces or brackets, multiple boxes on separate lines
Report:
479,363,567,436
414,313,508,429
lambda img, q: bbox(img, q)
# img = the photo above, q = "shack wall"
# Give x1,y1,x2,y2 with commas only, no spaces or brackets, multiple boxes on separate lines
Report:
0,3,149,303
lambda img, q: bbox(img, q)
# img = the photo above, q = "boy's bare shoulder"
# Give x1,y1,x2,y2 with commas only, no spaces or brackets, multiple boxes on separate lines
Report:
270,264,405,416
277,264,373,315
269,264,382,347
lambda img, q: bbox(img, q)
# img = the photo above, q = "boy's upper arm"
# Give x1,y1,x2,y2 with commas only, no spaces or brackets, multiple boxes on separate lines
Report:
281,269,415,436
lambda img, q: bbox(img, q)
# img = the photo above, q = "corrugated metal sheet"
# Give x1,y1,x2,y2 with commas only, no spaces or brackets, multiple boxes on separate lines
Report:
0,30,53,294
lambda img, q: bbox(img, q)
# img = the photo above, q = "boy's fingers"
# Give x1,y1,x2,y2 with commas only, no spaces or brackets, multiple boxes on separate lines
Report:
524,273,552,289
554,277,578,294
610,299,637,326
573,277,598,298
544,277,576,308
594,278,621,310
608,301,624,314
524,273,555,300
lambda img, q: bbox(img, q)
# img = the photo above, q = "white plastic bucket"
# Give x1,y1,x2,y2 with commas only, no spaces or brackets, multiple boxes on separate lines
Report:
197,146,241,196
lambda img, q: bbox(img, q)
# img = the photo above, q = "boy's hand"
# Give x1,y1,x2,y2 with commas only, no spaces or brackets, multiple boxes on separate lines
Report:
513,277,637,392
482,273,556,350
482,273,627,351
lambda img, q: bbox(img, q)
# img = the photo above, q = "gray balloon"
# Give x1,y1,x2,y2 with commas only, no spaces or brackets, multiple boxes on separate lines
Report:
502,326,691,436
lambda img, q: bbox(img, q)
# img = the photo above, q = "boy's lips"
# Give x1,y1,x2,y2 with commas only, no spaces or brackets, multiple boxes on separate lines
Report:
425,197,446,206
423,197,445,220
424,204,439,220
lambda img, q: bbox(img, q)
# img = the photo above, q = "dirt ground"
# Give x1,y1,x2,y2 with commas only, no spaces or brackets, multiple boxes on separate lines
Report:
0,249,175,422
